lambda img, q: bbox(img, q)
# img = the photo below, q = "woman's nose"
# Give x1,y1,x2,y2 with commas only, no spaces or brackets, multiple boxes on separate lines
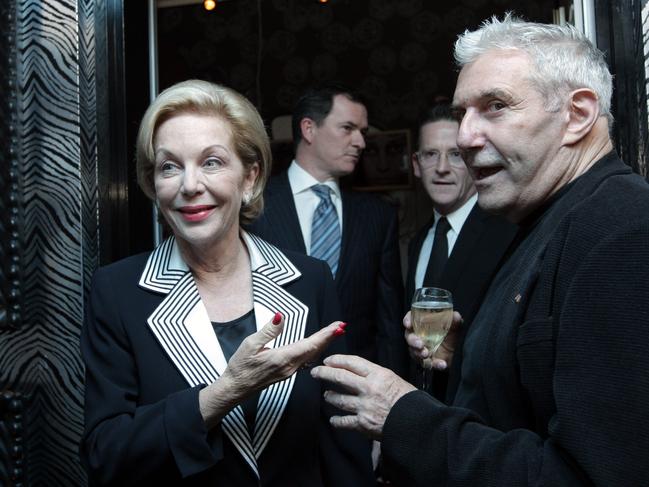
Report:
180,167,204,196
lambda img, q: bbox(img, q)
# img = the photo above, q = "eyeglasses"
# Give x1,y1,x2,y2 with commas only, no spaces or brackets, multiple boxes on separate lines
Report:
416,149,465,168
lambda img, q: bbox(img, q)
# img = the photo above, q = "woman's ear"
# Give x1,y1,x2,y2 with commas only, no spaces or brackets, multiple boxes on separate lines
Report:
561,88,601,146
244,162,260,194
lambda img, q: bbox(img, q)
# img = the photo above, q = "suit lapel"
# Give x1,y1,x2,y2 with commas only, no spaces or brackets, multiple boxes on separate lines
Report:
338,191,357,285
139,232,308,477
245,232,309,456
265,172,306,253
406,222,432,302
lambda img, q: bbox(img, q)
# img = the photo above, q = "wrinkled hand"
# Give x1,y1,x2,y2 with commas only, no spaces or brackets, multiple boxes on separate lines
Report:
201,315,345,427
310,355,416,440
403,310,462,371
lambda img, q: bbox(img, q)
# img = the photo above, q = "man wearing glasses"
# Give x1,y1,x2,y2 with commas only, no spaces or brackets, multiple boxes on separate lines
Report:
405,103,517,401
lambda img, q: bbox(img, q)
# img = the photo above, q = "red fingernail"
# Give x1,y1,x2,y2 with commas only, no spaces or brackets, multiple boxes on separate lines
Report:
338,322,347,330
273,312,282,325
333,327,345,337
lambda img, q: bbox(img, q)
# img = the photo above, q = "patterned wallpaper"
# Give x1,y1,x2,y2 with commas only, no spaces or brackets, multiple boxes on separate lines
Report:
158,0,557,131
156,0,560,273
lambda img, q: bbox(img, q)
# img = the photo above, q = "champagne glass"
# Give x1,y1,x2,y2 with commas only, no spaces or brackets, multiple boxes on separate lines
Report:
411,287,453,391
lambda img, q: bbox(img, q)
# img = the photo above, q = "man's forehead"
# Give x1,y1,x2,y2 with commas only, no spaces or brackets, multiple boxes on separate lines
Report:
452,49,531,106
327,96,368,126
420,120,458,141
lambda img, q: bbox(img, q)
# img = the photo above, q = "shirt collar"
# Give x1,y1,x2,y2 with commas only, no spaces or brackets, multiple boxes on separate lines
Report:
288,160,341,200
435,193,477,233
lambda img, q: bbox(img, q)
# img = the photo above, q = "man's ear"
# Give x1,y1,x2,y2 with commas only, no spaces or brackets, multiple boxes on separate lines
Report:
412,154,422,179
561,88,601,146
300,117,316,145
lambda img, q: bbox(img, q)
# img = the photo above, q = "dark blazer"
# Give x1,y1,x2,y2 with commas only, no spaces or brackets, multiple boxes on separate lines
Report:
247,171,408,377
405,203,518,400
81,232,373,486
382,152,649,486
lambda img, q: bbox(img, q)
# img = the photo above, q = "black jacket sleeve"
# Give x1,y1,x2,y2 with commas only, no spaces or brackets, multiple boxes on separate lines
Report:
81,269,224,485
381,221,649,487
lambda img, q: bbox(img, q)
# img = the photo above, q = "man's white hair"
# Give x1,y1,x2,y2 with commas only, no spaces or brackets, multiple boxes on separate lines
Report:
454,13,613,121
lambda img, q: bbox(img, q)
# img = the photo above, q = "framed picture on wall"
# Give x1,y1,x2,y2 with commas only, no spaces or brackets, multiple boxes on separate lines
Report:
347,129,413,191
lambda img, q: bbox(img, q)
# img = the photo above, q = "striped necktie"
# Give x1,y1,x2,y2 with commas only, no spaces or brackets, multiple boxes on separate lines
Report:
310,184,341,277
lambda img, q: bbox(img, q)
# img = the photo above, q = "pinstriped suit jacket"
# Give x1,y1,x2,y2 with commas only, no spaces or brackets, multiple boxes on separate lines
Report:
247,171,409,378
81,232,373,486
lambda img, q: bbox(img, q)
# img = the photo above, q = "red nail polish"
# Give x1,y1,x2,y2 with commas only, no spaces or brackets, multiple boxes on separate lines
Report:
273,312,283,325
338,322,347,330
333,327,345,337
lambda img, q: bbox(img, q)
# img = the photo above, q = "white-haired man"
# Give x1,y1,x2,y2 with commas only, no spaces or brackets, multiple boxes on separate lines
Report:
311,15,649,486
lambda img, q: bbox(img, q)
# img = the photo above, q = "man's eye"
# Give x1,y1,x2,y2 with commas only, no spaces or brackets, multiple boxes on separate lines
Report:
487,101,506,112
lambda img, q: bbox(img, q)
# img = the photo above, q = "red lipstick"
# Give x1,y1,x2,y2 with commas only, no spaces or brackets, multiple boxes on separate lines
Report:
177,205,215,222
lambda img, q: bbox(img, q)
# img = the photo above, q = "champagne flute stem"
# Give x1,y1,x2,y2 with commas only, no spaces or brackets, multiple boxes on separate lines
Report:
422,358,433,392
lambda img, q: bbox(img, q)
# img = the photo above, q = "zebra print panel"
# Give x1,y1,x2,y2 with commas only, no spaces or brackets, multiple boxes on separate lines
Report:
0,0,100,485
80,0,99,298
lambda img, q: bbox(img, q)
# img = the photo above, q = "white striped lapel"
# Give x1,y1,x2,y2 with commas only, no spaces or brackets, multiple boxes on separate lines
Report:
243,232,308,459
147,272,224,383
140,238,258,476
138,237,187,293
140,234,309,472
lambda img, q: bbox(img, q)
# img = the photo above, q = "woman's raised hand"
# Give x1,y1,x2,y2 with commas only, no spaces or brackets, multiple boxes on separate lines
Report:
199,313,346,427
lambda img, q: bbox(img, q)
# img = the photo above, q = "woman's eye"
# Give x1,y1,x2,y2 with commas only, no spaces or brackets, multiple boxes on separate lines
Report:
204,157,224,169
160,161,179,174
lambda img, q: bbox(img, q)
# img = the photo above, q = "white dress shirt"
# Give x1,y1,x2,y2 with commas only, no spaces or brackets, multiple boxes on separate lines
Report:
287,160,343,254
414,194,478,290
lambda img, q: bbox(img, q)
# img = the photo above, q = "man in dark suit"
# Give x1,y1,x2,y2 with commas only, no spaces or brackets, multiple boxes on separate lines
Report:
406,103,517,401
311,15,649,487
248,84,408,378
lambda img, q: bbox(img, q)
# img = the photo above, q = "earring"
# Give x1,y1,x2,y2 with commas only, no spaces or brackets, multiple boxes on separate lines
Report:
242,192,252,205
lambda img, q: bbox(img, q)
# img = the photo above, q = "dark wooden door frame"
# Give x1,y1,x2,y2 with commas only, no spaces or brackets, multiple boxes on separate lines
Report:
595,0,648,177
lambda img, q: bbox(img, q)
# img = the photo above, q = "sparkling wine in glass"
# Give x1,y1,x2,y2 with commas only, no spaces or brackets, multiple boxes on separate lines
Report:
411,287,453,391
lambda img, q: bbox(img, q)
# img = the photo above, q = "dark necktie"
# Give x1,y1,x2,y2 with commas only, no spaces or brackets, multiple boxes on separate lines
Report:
423,217,451,287
310,184,341,277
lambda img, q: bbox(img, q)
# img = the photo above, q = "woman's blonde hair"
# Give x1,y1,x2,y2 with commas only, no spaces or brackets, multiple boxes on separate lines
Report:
136,80,271,224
